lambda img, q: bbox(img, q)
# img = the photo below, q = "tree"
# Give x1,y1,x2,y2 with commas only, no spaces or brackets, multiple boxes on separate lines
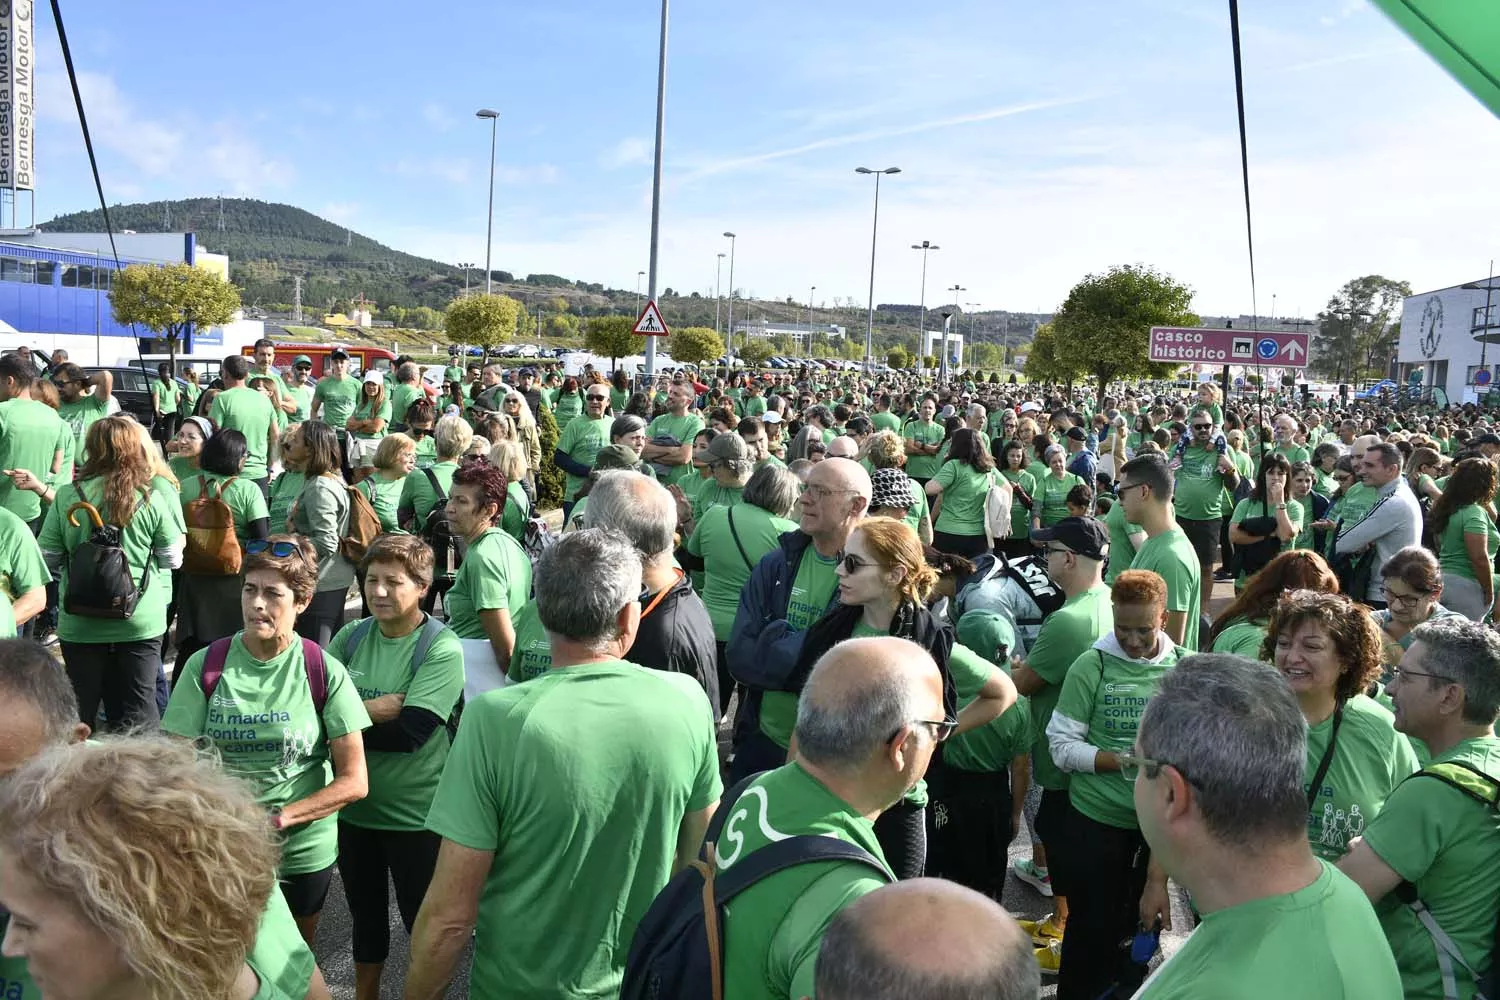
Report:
887,346,911,370
1023,323,1084,386
671,326,726,368
1052,264,1198,406
922,355,938,370
738,338,774,367
585,315,638,372
408,306,443,331
542,312,579,340
1309,275,1411,384
535,403,564,511
111,262,241,371
444,294,522,363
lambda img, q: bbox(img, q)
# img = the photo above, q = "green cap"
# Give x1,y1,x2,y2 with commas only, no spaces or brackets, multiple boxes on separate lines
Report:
444,366,464,383
293,354,312,366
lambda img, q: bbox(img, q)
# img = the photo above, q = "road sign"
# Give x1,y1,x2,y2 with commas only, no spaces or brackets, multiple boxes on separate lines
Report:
1149,327,1310,368
1477,369,1492,387
1234,376,1246,388
633,300,670,337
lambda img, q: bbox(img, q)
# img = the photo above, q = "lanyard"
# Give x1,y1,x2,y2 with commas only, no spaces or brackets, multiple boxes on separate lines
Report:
640,569,683,622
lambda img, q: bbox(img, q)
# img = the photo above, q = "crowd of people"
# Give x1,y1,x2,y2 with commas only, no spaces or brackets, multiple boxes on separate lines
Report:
0,345,1498,999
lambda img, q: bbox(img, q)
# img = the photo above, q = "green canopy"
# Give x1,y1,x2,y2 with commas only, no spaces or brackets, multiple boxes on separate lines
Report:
1372,1,1500,117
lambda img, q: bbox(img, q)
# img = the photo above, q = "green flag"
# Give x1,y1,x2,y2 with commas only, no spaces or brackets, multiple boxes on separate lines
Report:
1372,1,1500,117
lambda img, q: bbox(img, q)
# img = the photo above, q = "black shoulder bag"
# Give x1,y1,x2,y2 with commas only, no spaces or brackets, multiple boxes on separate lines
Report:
1306,706,1344,808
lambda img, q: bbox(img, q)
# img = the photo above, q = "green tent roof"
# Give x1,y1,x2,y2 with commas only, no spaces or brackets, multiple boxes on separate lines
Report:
1372,1,1500,116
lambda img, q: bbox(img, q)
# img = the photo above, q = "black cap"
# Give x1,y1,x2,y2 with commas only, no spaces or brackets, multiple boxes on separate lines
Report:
1065,426,1087,442
1475,433,1500,447
1031,516,1108,560
329,348,349,361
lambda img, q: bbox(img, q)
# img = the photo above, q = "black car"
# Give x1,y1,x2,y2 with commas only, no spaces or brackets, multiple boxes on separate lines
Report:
81,365,195,433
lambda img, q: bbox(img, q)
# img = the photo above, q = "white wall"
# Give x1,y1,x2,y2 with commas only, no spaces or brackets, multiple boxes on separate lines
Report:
1398,280,1496,404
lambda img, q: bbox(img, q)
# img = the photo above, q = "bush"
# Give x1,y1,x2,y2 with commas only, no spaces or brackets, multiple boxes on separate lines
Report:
536,403,564,511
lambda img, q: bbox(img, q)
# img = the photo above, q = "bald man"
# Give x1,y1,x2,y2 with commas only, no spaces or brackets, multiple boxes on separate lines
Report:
717,636,943,1000
825,435,859,461
812,879,1039,1000
728,457,872,783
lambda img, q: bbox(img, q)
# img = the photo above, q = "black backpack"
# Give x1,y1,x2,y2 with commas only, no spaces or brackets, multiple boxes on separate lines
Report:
621,773,891,1000
421,468,461,579
62,492,151,620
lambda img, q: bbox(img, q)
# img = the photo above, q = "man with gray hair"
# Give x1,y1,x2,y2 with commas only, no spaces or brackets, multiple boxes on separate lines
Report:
408,529,722,1000
1340,618,1500,1000
1334,441,1421,608
715,635,943,999
585,470,718,707
1132,654,1400,998
813,878,1039,1000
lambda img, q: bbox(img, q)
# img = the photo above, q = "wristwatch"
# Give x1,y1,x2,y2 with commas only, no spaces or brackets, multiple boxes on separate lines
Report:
1275,503,1288,510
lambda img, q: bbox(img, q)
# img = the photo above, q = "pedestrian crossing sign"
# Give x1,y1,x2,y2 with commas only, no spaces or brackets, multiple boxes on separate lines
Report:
633,300,670,337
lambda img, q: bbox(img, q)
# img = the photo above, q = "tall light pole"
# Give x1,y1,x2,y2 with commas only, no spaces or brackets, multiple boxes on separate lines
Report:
636,270,646,316
723,231,737,361
475,109,500,295
457,262,474,295
940,284,964,381
856,166,901,372
643,0,669,379
806,285,816,357
714,252,726,337
911,240,939,358
967,302,980,370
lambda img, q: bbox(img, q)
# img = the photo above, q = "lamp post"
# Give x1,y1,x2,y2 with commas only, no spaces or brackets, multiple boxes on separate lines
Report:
856,166,901,372
1463,263,1498,402
807,285,816,358
723,231,737,361
911,240,939,359
714,253,726,337
967,302,980,370
475,109,500,295
457,262,474,295
940,284,965,381
636,270,646,316
643,0,669,379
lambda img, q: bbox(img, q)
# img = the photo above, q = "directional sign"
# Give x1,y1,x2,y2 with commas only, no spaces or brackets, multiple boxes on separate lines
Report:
1149,327,1310,368
632,300,670,337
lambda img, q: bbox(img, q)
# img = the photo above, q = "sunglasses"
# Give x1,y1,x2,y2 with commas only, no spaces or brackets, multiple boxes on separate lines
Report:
246,539,301,558
838,552,878,574
587,394,609,401
294,365,312,372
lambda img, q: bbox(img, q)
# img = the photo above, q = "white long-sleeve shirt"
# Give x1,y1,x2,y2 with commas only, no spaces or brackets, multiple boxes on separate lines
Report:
1047,630,1177,775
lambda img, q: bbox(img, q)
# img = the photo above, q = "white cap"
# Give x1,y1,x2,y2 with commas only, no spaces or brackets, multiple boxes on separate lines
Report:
762,411,782,424
363,369,385,384
1019,400,1042,414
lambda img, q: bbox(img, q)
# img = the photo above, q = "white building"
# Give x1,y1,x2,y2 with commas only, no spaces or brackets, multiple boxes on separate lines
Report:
1397,277,1500,405
731,319,845,347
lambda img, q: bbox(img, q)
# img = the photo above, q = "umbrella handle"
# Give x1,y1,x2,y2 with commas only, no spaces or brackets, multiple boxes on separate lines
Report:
66,501,104,530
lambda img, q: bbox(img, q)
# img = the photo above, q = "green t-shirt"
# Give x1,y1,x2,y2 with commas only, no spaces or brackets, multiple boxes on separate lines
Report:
1438,503,1500,584
209,387,277,480
0,505,48,639
351,394,393,443
388,382,424,428
557,415,614,501
1130,528,1202,651
57,393,108,459
180,471,270,546
38,477,184,643
902,420,944,479
1230,496,1304,587
742,394,767,417
1104,499,1143,585
312,374,362,429
152,377,180,417
1172,444,1231,520
1054,640,1181,828
502,479,530,542
1327,482,1379,558
872,410,902,433
279,378,315,423
507,602,554,683
717,762,893,1000
1211,617,1268,659
0,397,67,523
691,481,744,527
1026,583,1114,791
426,659,721,1000
162,634,371,874
331,617,465,831
553,390,583,426
443,527,531,640
179,380,202,417
266,471,306,535
686,503,796,641
1036,471,1085,527
399,460,458,533
1135,862,1402,999
945,631,1033,773
0,913,39,998
1363,736,1500,1000
760,548,841,749
168,455,198,485
932,462,996,536
1305,695,1418,862
1000,468,1038,541
359,474,405,534
647,412,707,486
247,889,317,1000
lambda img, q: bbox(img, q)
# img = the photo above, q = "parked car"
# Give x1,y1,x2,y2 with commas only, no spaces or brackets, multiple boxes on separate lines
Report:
82,365,194,432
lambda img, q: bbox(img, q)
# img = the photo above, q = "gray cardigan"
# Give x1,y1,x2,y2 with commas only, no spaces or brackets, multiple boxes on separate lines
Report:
1334,478,1422,600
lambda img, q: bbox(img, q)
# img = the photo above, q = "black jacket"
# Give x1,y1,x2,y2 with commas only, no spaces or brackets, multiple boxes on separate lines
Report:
628,570,720,713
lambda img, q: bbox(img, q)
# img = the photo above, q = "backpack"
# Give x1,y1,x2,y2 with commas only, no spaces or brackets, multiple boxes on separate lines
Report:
340,480,383,564
620,773,891,1000
982,471,1015,548
420,469,460,579
200,635,327,713
183,476,242,575
522,515,558,565
339,614,459,737
62,494,151,620
1393,762,1500,1000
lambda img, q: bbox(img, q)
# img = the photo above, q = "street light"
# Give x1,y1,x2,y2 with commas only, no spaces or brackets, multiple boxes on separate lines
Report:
714,253,726,337
807,285,816,357
911,240,940,361
475,109,500,295
723,232,737,361
636,270,646,316
457,262,474,295
940,284,965,381
856,166,901,371
967,302,980,369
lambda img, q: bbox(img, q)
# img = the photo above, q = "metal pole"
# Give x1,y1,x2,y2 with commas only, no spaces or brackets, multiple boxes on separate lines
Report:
918,248,928,360
636,271,645,317
807,285,816,358
644,0,669,380
864,174,881,372
714,253,724,336
482,115,498,295
725,234,737,362
1483,260,1495,404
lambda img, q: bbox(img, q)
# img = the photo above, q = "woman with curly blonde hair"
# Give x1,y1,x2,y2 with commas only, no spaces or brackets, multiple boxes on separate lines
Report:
0,736,287,1000
1263,589,1419,862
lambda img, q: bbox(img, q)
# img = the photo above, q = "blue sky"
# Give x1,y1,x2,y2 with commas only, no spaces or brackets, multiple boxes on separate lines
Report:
29,0,1500,318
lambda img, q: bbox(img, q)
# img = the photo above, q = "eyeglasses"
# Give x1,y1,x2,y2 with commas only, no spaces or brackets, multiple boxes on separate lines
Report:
586,394,609,401
837,552,882,574
803,484,854,502
1119,754,1191,784
294,365,312,372
1044,545,1073,557
1117,481,1149,496
1391,666,1457,685
1192,423,1212,431
889,717,958,744
245,538,312,571
1381,586,1432,607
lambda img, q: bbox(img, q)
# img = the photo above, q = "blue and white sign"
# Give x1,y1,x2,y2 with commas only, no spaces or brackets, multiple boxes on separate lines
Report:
1234,376,1246,388
1256,338,1279,360
1476,369,1492,387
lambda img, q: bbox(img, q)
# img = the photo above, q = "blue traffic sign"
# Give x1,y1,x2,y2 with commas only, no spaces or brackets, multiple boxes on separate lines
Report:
1234,376,1246,388
1256,338,1279,360
1477,369,1492,387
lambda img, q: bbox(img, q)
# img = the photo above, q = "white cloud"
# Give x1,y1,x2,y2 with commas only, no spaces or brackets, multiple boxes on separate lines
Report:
319,201,361,225
421,102,454,131
388,157,474,186
602,137,652,169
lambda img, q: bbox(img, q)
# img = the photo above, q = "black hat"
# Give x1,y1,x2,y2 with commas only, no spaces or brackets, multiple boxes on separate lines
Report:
329,348,350,361
1065,426,1087,442
1475,433,1500,447
1031,516,1108,560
